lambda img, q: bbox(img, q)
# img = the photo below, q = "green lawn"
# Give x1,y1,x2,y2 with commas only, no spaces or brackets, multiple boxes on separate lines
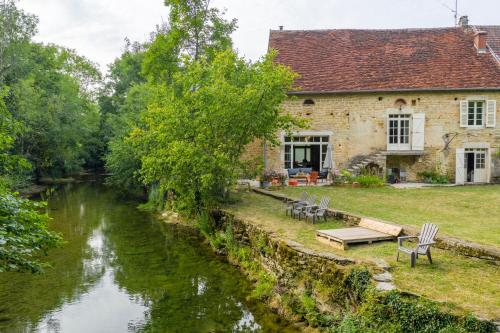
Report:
225,190,500,319
280,185,500,247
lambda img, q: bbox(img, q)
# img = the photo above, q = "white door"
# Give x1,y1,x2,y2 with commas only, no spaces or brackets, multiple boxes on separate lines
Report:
455,148,465,185
388,114,411,150
473,149,488,183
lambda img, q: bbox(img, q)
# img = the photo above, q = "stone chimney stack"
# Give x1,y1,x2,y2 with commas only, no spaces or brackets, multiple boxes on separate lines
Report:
474,31,488,53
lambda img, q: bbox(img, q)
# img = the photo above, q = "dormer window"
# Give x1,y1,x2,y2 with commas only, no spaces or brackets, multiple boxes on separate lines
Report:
303,99,315,106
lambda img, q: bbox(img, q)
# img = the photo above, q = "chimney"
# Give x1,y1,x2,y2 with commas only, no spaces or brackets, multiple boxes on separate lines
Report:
474,31,488,53
279,26,283,31
458,15,469,27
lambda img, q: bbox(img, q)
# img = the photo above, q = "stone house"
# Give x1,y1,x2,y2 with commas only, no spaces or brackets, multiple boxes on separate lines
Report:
247,22,500,184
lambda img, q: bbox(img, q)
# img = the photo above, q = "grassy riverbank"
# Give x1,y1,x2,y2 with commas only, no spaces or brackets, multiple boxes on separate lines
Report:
225,191,500,320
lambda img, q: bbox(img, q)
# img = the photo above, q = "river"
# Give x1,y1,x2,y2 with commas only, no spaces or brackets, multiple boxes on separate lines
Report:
0,182,298,333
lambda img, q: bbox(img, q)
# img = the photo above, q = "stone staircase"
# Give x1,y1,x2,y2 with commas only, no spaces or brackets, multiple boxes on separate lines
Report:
346,152,386,176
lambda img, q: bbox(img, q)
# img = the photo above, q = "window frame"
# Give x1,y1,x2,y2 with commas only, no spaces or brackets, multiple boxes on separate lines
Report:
283,135,330,170
467,101,485,128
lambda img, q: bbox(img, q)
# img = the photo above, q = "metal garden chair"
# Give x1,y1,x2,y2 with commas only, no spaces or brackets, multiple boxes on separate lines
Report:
303,196,330,223
285,191,308,216
292,195,316,219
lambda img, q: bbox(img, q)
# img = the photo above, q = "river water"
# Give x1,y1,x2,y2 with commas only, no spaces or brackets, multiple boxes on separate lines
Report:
0,182,297,333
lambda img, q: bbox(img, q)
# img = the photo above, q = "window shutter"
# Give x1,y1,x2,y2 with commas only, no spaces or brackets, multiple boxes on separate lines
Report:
486,100,496,128
455,148,465,185
411,113,425,151
459,101,468,127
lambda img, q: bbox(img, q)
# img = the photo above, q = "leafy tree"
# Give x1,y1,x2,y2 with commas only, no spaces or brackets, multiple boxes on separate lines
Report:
8,44,101,177
0,86,62,273
0,192,62,273
132,50,299,214
1,1,102,179
0,86,30,189
164,0,237,60
103,0,239,194
142,0,237,83
104,83,152,192
97,41,150,192
0,0,38,84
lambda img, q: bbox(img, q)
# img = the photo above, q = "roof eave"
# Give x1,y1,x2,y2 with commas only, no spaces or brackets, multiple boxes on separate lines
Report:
287,87,500,95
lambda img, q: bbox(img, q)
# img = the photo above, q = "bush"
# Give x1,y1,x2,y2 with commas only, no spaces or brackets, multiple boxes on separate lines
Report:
353,175,385,187
332,169,355,184
418,171,449,184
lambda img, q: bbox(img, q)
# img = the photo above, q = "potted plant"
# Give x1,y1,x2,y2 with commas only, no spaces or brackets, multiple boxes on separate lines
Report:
275,172,288,186
260,171,274,188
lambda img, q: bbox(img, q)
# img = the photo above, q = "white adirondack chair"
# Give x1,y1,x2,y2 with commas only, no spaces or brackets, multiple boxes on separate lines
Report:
303,197,330,224
397,223,439,268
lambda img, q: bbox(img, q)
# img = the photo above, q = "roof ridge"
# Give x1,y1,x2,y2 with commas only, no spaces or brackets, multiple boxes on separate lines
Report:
270,27,462,33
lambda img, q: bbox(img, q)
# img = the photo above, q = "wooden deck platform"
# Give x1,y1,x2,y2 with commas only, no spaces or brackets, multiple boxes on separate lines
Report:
316,218,403,250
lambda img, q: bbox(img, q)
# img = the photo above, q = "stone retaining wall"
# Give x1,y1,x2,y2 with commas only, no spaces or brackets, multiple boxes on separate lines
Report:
253,188,500,261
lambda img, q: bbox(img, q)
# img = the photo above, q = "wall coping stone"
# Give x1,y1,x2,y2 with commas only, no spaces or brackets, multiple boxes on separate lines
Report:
252,188,500,261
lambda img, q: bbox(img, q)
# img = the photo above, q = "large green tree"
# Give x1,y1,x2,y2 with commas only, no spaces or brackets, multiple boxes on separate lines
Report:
142,0,236,83
1,1,101,179
103,0,237,193
0,87,62,273
0,0,37,84
133,50,298,213
0,1,94,273
99,41,150,192
8,43,101,177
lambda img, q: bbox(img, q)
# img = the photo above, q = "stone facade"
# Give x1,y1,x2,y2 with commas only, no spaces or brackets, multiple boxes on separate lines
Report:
246,91,500,183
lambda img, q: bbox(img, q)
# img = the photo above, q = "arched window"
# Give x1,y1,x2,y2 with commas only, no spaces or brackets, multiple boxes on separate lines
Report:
303,99,315,106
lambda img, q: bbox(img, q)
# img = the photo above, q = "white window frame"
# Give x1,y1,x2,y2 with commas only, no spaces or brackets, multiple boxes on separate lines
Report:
467,100,485,128
386,111,412,151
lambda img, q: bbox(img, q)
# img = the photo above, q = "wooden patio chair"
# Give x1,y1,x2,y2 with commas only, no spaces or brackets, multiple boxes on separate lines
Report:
303,196,330,223
396,223,439,268
292,195,316,219
285,191,308,216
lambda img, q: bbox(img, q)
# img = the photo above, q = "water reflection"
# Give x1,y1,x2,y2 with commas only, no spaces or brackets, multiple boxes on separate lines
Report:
0,182,297,333
38,270,148,333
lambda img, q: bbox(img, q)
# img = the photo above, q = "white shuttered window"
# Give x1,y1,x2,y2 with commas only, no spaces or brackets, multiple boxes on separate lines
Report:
460,100,496,128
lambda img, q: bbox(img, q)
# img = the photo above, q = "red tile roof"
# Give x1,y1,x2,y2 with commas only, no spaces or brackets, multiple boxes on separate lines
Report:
477,25,500,63
268,27,500,94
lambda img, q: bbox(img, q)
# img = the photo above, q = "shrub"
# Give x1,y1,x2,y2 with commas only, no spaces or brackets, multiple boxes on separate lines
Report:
340,169,354,182
353,175,385,187
418,171,449,184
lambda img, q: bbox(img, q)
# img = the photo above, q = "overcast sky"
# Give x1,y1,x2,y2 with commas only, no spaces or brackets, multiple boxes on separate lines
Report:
17,0,500,72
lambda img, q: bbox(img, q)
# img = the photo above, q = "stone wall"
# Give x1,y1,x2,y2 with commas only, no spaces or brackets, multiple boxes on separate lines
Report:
250,91,500,182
